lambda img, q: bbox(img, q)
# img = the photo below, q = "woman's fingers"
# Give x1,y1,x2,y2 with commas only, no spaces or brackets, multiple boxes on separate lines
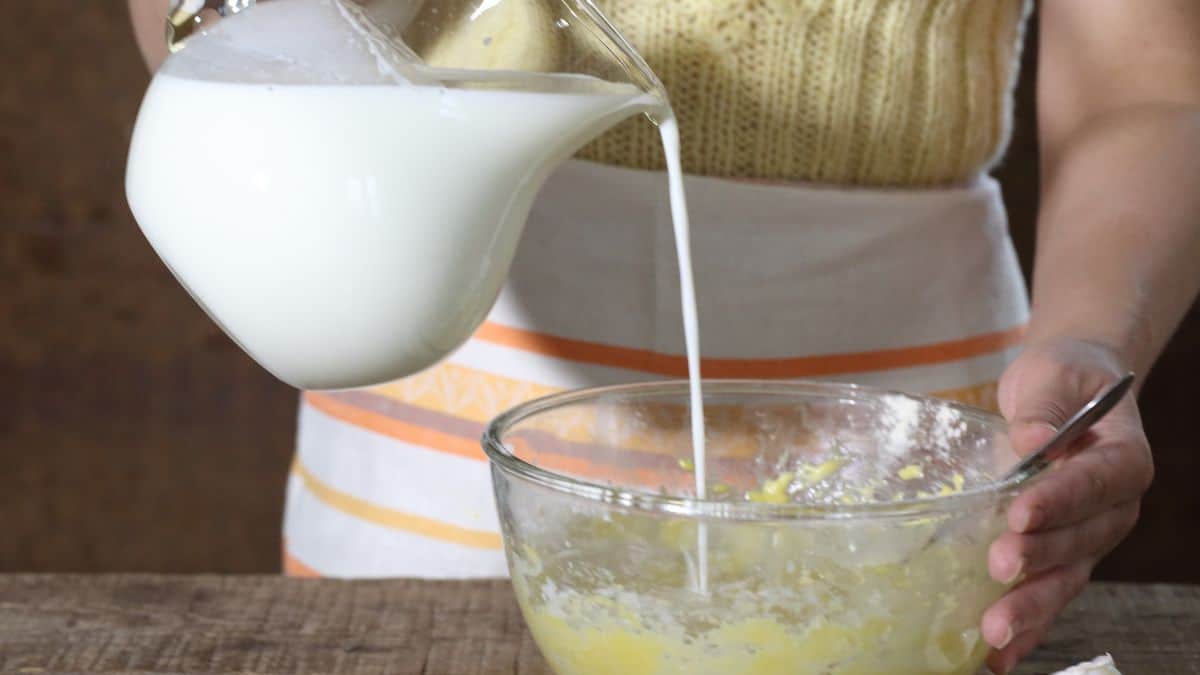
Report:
990,501,1140,582
982,560,1093,652
1008,435,1152,533
989,340,1153,673
986,623,1051,675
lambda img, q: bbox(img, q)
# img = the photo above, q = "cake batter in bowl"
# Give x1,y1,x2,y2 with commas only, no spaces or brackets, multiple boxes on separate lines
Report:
483,380,1029,675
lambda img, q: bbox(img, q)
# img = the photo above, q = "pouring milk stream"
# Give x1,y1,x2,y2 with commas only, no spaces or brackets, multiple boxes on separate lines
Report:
126,0,710,584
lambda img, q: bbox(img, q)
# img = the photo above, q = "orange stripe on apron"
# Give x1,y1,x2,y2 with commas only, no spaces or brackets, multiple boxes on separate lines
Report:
475,321,1026,378
282,541,322,578
292,460,504,550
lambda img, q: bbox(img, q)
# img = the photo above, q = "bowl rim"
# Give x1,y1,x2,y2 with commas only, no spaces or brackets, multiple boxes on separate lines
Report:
481,379,1032,521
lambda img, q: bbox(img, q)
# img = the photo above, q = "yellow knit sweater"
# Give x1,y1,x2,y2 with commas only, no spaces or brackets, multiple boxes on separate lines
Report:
413,0,1031,186
579,0,1031,186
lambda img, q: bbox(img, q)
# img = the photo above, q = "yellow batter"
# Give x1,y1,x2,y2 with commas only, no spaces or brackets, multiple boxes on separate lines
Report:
509,465,1007,675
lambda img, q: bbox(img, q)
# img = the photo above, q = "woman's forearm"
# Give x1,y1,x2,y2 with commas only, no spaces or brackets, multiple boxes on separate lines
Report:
1033,0,1200,379
1029,104,1200,378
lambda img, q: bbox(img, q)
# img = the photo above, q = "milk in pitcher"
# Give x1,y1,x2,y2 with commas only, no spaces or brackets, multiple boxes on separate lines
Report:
126,0,658,389
126,0,709,538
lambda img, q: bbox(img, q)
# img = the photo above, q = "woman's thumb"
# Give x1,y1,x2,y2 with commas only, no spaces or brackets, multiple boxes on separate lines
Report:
1007,399,1069,457
1000,365,1095,458
999,339,1132,457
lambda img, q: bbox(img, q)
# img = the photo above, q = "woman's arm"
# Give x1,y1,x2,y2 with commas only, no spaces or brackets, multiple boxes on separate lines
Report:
984,2,1200,671
128,0,169,70
1032,0,1200,370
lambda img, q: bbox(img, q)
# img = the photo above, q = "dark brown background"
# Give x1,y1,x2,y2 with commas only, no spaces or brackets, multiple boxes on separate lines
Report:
2,5,1196,580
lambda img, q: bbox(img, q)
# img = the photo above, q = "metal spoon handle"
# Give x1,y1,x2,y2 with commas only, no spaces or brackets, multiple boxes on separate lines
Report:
1003,372,1136,484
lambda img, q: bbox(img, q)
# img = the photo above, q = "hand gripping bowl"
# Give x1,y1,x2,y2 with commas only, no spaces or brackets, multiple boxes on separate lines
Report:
482,380,1029,675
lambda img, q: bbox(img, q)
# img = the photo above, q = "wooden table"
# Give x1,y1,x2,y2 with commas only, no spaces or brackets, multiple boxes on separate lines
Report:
0,576,1196,674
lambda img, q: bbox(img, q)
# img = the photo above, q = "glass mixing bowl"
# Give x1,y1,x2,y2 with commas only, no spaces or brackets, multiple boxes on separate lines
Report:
482,380,1027,675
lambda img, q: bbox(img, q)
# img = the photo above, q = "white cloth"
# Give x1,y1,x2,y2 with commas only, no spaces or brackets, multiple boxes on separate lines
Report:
1054,654,1122,674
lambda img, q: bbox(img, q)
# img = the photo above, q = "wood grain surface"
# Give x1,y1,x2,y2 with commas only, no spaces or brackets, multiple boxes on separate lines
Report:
0,576,1196,674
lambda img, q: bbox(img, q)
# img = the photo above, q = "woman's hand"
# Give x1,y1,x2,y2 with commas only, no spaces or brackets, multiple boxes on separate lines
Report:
128,0,170,70
982,338,1153,674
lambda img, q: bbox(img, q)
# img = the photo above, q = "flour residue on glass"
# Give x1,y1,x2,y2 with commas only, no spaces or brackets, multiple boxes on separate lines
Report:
730,393,994,509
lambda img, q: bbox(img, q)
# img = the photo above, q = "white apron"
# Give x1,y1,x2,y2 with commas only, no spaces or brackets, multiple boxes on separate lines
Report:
283,160,1030,578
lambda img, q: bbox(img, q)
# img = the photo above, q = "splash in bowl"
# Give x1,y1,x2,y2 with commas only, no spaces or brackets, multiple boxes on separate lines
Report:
483,380,1025,675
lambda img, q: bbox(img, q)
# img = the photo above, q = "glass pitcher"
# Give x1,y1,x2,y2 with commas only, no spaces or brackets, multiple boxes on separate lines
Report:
126,0,666,390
